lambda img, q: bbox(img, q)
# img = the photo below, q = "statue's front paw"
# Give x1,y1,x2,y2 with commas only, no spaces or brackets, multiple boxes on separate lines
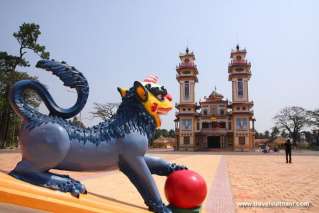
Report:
146,201,172,213
162,205,173,213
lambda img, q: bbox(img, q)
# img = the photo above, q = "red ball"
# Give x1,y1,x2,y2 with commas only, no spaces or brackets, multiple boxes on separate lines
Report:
164,170,207,209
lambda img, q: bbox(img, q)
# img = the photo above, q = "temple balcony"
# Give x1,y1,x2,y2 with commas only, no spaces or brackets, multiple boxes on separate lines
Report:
176,62,197,69
200,128,228,134
176,74,198,82
229,60,251,66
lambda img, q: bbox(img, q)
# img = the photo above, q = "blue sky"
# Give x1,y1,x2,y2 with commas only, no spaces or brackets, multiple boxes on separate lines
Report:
1,0,318,132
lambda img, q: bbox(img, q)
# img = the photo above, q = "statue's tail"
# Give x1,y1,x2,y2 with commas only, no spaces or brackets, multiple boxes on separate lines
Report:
9,60,89,121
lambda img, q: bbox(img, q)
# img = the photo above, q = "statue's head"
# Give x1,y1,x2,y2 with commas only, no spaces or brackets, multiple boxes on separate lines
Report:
117,75,173,128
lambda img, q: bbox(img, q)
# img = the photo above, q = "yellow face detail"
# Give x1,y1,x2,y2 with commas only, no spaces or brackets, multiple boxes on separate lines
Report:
118,81,173,128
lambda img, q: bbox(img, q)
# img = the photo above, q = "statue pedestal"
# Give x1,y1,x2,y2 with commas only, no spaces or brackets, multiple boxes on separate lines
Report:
0,172,149,213
169,205,201,213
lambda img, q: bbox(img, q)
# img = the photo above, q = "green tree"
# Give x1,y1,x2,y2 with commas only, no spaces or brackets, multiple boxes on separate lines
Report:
254,130,264,139
0,23,50,148
151,129,172,143
168,129,175,138
270,126,280,139
264,130,270,138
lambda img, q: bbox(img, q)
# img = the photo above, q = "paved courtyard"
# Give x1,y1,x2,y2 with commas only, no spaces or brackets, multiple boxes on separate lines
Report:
226,154,319,213
0,150,318,212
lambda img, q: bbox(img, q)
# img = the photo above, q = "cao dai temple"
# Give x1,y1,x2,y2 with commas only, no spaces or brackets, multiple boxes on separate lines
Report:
175,45,256,151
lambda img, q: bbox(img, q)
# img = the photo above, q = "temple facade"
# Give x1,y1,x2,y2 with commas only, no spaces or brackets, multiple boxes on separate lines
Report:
175,45,255,151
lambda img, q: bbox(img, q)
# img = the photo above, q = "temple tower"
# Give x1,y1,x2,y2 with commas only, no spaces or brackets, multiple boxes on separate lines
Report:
228,45,255,151
175,48,199,151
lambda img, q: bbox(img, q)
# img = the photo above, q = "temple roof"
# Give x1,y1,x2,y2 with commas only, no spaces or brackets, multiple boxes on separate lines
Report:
200,87,226,103
179,47,195,59
209,90,223,99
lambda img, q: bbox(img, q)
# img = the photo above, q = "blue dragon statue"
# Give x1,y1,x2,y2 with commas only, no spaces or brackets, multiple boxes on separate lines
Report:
8,60,187,213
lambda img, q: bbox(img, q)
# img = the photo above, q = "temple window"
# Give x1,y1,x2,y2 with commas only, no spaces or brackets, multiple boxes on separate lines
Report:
181,119,192,130
236,118,248,129
238,79,243,97
183,136,190,145
239,136,245,145
202,122,209,128
184,81,190,99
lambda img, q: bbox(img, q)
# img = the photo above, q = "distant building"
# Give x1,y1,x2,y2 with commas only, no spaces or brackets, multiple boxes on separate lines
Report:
151,137,176,149
175,46,255,151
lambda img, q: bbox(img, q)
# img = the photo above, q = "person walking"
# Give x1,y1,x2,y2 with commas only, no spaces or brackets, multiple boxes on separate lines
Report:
284,139,292,163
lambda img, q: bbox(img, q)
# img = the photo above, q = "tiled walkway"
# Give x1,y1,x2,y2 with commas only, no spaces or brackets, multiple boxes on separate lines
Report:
206,156,235,213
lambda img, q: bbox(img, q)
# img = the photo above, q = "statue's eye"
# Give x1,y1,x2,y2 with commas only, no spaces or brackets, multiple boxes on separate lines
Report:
145,84,152,90
162,89,167,96
157,94,164,100
151,87,160,95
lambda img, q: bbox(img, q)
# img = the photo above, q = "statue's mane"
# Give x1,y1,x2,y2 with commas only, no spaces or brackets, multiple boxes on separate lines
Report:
24,87,156,145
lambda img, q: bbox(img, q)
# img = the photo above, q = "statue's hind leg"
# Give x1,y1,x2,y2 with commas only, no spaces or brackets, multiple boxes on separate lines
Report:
9,123,86,197
9,160,87,197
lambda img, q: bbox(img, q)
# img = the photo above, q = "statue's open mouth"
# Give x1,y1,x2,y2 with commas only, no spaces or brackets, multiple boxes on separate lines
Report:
157,107,172,115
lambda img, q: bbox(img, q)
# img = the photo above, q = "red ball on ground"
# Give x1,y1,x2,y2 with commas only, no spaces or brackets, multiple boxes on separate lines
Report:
164,170,207,209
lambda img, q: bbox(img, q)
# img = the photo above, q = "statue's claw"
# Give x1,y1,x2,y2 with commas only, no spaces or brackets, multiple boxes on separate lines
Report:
58,179,86,197
146,201,172,213
168,163,188,175
71,187,80,198
10,170,87,198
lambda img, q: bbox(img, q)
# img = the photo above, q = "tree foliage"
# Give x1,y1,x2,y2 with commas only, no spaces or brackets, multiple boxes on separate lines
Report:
273,106,309,143
152,129,175,141
270,126,280,139
308,109,319,128
13,23,50,64
280,129,288,138
0,22,50,148
90,102,119,121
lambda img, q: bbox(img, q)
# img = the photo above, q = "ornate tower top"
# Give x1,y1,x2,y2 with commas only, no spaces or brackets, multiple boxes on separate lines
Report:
176,47,199,104
176,48,198,82
228,45,253,104
228,45,251,81
179,47,196,62
230,44,247,59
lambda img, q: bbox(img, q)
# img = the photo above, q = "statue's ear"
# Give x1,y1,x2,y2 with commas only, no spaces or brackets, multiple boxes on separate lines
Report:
117,87,128,98
134,81,148,102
